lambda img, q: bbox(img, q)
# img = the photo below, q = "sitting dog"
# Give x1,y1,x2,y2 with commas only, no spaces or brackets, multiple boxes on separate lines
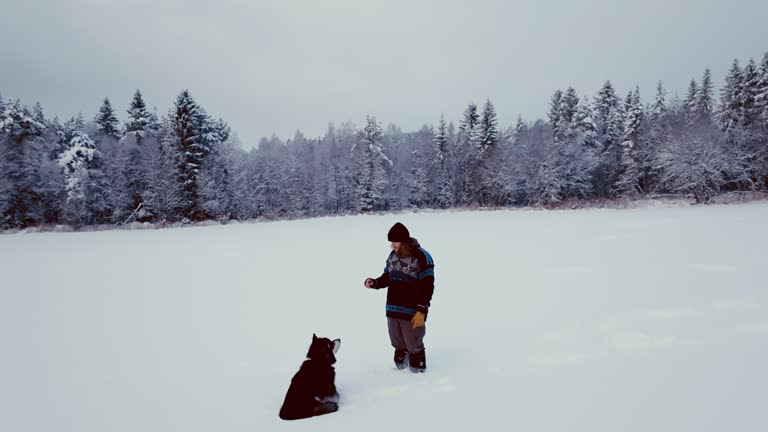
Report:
279,334,341,420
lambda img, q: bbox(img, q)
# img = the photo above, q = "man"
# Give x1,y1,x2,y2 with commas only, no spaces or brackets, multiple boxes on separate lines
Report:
364,222,435,372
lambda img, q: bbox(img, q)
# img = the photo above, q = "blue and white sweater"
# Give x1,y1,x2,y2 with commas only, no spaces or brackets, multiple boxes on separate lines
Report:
372,238,435,320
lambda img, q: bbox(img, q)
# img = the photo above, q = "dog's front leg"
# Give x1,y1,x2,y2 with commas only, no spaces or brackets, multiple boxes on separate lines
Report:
317,382,339,403
319,392,339,403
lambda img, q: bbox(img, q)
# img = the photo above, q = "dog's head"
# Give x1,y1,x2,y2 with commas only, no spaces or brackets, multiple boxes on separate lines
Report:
307,333,341,364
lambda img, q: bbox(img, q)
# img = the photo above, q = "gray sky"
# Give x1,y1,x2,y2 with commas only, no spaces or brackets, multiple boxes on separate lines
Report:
2,0,766,147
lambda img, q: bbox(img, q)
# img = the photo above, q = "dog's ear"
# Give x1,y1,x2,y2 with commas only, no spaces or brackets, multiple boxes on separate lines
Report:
312,333,318,342
332,339,341,354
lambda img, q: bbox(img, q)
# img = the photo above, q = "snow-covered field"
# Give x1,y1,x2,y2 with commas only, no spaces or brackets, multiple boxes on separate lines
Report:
1,203,767,432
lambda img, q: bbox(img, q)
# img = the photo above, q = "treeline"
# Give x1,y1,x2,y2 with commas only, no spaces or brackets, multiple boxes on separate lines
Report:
1,52,767,230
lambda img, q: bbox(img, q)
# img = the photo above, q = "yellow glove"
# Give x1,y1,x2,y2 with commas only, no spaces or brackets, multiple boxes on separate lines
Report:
411,311,426,328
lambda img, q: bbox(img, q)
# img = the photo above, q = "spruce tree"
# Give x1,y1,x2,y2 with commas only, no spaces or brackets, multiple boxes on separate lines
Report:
738,59,759,129
684,79,699,121
455,103,479,205
0,99,46,228
168,90,208,220
718,59,742,132
125,89,150,133
432,114,453,208
353,116,390,212
94,98,120,138
694,68,714,124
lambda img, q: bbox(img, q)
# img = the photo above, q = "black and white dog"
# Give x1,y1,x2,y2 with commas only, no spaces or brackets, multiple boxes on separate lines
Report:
279,334,341,420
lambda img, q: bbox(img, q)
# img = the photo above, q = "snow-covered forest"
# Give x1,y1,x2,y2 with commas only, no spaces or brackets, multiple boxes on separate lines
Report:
2,52,768,230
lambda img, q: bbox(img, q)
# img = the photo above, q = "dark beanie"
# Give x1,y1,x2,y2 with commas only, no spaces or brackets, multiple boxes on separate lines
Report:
387,222,410,242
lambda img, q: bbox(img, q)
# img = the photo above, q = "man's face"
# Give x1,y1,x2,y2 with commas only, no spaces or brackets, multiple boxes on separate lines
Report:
390,241,402,254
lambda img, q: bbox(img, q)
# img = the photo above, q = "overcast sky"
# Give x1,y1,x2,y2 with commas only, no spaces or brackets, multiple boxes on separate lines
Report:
1,0,766,147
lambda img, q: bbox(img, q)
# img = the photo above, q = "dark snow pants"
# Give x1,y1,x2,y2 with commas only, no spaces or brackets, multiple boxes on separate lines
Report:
387,317,426,353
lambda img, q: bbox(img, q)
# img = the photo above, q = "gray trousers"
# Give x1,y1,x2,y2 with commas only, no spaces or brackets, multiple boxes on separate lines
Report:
387,317,426,353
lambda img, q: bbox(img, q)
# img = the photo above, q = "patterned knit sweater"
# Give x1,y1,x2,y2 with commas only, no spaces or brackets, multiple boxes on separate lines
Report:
372,238,435,320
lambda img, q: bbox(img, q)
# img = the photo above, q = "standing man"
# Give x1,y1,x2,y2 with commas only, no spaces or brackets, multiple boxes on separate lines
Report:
364,222,435,372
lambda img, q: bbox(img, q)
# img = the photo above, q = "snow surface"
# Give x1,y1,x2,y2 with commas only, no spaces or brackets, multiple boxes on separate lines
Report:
1,203,767,432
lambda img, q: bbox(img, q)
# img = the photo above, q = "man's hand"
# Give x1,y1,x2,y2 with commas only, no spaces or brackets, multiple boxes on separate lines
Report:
411,311,425,328
364,278,376,288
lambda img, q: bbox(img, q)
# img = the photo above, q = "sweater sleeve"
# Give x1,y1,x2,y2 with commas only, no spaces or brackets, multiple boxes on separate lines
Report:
373,271,390,289
415,249,435,314
373,253,393,289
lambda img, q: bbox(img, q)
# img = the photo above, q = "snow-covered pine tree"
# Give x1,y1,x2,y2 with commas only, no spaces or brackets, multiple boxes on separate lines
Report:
168,90,208,220
227,144,254,221
593,81,624,197
602,107,626,196
305,135,332,217
524,121,568,206
278,144,303,218
353,116,390,212
83,145,111,225
432,114,454,208
756,53,768,185
642,81,670,194
199,118,235,220
114,93,168,224
408,133,430,209
477,100,498,155
560,87,579,127
694,68,714,125
718,59,742,133
738,59,759,129
58,128,98,225
593,81,621,133
36,121,66,225
548,90,563,138
147,107,163,139
147,116,184,222
738,58,767,186
617,87,644,195
573,96,598,151
338,123,360,213
125,89,150,133
325,125,346,213
382,125,413,211
55,114,85,159
306,137,332,217
454,103,479,205
683,79,698,123
474,99,502,205
0,99,46,228
110,91,153,223
287,131,314,216
652,81,667,119
512,115,525,146
757,52,768,129
252,135,287,218
19,105,66,224
94,98,120,139
504,116,529,204
550,89,598,201
550,87,579,142
32,102,47,127
111,132,146,223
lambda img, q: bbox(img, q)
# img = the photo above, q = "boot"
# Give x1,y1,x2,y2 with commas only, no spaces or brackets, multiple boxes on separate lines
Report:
409,350,426,372
394,348,408,370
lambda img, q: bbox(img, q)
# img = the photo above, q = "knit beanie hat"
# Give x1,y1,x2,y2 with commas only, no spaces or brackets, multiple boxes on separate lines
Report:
387,222,410,242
